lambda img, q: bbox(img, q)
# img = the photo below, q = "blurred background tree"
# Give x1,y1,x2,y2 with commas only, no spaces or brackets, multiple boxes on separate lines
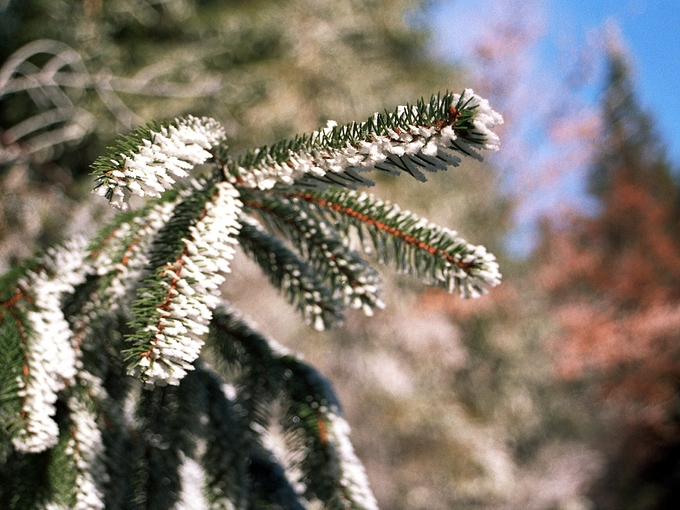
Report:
537,36,680,510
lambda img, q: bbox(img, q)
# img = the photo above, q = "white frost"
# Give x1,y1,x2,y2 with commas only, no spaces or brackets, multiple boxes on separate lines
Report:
136,182,242,385
12,238,92,453
94,116,226,210
68,376,107,510
325,410,379,510
233,90,503,190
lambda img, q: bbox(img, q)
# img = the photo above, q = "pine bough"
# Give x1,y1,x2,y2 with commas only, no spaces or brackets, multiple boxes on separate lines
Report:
0,90,503,509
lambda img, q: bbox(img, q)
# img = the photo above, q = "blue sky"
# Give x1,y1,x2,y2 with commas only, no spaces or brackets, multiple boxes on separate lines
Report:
548,0,680,166
431,0,680,167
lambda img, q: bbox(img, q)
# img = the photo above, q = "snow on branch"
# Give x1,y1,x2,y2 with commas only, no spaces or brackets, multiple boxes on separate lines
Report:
89,195,180,309
91,116,226,209
226,90,503,190
242,193,385,318
209,308,379,509
126,181,242,385
290,188,502,298
6,238,91,453
66,377,107,510
237,215,345,331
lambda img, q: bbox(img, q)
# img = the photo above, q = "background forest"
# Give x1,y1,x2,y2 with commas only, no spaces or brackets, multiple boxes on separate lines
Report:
1,0,678,509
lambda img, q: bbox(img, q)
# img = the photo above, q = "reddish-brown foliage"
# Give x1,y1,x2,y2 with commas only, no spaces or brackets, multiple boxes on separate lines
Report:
539,168,680,437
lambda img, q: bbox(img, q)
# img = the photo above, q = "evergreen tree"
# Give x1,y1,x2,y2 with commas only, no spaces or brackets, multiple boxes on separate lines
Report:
589,41,677,203
537,38,680,510
0,90,504,508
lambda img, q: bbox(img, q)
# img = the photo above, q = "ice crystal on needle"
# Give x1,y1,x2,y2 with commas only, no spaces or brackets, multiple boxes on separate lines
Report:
12,238,91,453
131,182,242,385
231,89,503,190
92,116,225,209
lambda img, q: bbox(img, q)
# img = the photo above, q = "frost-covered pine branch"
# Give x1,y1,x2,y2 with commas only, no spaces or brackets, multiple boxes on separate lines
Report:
91,116,226,210
225,89,502,190
0,90,503,509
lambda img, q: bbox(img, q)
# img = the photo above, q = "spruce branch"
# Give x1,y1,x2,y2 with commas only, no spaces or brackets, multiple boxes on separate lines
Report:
225,90,503,191
0,311,26,448
189,365,249,508
277,357,378,510
242,192,385,316
125,180,242,385
207,306,292,429
91,116,226,210
238,215,345,331
208,307,378,509
289,188,502,297
128,386,186,510
246,452,308,510
63,377,107,510
63,194,184,357
2,89,505,508
43,420,80,509
1,239,91,453
88,193,181,311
